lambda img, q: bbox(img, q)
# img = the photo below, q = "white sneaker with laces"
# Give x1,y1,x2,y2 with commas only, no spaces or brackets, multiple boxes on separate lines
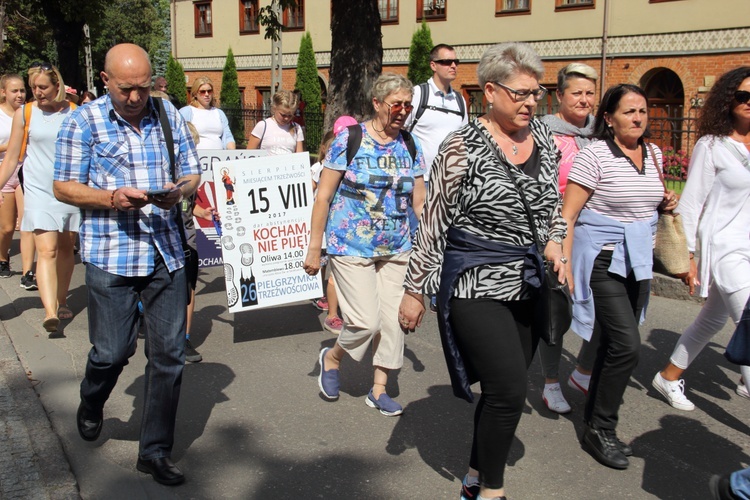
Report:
652,372,695,411
543,383,571,414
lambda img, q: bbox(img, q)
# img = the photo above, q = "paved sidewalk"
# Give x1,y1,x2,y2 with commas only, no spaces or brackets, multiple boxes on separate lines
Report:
0,294,79,499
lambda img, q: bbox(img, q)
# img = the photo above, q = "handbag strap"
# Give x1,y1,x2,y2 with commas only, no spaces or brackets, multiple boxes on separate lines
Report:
646,142,668,193
153,97,189,250
469,121,542,251
719,137,750,171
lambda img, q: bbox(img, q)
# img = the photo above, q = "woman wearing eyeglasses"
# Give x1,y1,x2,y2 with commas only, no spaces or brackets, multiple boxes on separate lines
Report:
179,77,235,150
653,67,750,412
0,63,79,333
399,43,566,500
248,90,304,155
304,72,426,417
561,84,676,470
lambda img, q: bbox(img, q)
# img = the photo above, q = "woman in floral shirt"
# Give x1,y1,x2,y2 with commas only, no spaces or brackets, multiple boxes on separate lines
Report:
303,73,427,416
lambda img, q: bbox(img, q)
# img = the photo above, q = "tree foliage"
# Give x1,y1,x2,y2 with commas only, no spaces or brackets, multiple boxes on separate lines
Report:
407,21,433,85
295,32,321,113
0,0,55,77
220,47,246,147
165,54,187,108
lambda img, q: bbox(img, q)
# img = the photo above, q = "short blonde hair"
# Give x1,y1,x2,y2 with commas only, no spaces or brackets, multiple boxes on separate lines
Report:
28,64,66,102
557,63,598,93
190,76,215,108
0,74,24,104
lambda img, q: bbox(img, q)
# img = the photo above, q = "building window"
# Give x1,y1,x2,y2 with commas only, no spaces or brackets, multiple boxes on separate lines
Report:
239,0,259,34
496,0,530,15
417,0,446,21
194,1,212,37
283,0,304,30
379,0,399,23
555,0,594,10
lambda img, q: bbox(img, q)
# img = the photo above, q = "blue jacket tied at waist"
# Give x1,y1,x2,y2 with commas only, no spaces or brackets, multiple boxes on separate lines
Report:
571,209,658,341
437,227,544,402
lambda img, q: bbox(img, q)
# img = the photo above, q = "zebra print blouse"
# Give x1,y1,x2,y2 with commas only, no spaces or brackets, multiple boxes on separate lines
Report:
404,118,566,301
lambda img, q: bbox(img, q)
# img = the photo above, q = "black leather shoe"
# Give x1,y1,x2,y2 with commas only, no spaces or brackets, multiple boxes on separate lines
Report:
581,426,629,469
136,457,185,485
76,402,102,442
616,436,633,457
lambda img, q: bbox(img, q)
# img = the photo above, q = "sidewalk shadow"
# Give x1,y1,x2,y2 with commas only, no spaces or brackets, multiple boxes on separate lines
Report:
104,362,235,452
384,385,525,481
233,303,322,343
631,414,750,499
639,328,750,436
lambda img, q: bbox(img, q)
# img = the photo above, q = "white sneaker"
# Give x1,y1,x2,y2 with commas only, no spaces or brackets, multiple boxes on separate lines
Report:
543,383,571,414
736,381,750,399
568,372,590,397
652,372,695,411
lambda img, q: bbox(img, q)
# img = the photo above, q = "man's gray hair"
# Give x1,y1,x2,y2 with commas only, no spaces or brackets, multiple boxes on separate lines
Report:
371,72,413,102
557,63,598,93
477,42,544,87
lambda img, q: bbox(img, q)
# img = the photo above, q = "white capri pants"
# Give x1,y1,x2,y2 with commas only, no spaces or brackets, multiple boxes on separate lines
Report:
670,282,750,370
329,252,409,370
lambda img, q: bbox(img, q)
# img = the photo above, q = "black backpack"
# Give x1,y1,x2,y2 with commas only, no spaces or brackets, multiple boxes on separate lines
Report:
345,124,417,166
407,82,466,133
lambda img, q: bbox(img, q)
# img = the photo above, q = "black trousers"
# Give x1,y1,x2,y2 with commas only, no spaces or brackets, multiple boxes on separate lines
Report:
584,250,650,430
450,297,538,489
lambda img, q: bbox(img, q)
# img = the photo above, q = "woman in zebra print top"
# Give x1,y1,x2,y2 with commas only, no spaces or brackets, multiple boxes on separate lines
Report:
399,42,567,500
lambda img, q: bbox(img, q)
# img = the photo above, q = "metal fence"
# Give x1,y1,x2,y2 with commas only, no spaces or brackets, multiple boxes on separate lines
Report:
223,108,698,180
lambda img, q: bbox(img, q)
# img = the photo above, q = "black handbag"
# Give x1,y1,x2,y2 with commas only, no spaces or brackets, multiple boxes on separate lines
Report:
470,122,572,346
725,296,750,365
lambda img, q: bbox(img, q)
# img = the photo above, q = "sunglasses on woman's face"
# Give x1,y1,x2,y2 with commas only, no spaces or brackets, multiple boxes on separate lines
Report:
381,100,414,115
198,89,213,95
735,90,750,104
29,61,53,72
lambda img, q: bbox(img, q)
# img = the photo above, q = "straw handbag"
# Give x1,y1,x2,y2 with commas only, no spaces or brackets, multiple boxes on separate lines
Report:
648,144,690,278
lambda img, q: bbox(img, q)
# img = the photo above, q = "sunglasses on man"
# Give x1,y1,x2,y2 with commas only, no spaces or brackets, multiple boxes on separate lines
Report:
433,59,460,67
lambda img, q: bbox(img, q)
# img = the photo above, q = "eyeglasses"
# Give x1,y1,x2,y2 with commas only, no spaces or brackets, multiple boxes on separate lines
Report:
29,61,53,72
433,59,460,67
198,89,213,95
735,90,750,104
381,100,414,115
493,81,548,102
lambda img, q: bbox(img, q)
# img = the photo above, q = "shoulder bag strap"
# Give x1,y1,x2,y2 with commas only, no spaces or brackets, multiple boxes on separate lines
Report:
646,142,667,192
153,98,189,249
469,121,542,250
18,103,32,160
719,137,750,171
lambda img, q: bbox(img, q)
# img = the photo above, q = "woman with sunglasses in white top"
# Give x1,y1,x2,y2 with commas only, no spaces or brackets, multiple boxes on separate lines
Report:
653,66,750,412
179,77,235,151
248,90,304,155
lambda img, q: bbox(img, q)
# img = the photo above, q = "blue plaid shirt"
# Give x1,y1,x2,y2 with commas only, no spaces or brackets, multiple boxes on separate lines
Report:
54,96,201,277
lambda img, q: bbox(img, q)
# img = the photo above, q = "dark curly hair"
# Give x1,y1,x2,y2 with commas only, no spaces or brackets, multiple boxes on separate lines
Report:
697,66,750,139
592,84,650,141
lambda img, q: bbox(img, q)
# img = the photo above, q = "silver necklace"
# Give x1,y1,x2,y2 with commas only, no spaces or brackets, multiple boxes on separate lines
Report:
488,118,519,155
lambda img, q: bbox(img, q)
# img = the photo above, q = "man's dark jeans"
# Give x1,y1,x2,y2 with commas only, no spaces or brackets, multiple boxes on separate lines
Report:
80,254,187,460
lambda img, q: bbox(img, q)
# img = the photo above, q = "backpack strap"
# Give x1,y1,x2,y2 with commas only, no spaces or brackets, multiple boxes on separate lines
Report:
345,124,362,166
345,123,417,166
18,103,32,160
408,82,431,133
456,91,466,121
399,129,418,163
259,118,268,146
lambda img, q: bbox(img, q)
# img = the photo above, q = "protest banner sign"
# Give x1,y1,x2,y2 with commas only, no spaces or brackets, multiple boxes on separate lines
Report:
193,149,267,267
213,152,323,312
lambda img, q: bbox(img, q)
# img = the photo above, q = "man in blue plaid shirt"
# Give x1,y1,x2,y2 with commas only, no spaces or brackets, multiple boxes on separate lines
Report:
53,44,201,486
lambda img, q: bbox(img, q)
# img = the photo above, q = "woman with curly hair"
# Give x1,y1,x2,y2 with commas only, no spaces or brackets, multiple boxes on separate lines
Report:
652,66,750,411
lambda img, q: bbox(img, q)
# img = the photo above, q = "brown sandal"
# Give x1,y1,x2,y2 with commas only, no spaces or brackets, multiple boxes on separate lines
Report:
57,306,73,320
43,317,60,333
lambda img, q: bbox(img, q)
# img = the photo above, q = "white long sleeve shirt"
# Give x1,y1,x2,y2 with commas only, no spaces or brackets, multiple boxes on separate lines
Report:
676,135,750,297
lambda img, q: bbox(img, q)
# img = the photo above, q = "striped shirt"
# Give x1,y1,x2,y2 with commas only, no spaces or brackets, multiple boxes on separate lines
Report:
568,138,664,224
54,96,200,276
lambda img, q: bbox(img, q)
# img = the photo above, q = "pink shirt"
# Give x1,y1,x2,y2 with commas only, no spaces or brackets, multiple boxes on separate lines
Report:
554,135,579,194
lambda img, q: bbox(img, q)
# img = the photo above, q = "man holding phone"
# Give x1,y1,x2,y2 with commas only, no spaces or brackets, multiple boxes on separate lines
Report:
53,43,200,485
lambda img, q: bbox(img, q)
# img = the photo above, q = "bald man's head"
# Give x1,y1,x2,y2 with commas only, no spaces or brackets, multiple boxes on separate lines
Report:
101,44,153,126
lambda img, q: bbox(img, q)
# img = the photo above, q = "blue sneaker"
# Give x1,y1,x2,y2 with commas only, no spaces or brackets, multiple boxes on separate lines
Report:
365,389,403,416
460,474,480,500
429,295,438,313
318,348,339,400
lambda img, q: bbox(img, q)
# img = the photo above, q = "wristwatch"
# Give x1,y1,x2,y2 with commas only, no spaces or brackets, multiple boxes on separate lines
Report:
549,235,563,245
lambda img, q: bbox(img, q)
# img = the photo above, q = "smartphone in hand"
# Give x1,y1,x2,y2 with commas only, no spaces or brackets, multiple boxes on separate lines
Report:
147,180,190,197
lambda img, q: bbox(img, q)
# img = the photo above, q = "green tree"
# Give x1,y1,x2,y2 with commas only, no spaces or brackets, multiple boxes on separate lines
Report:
407,21,433,85
295,32,321,113
0,0,55,77
165,54,187,108
220,47,246,148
